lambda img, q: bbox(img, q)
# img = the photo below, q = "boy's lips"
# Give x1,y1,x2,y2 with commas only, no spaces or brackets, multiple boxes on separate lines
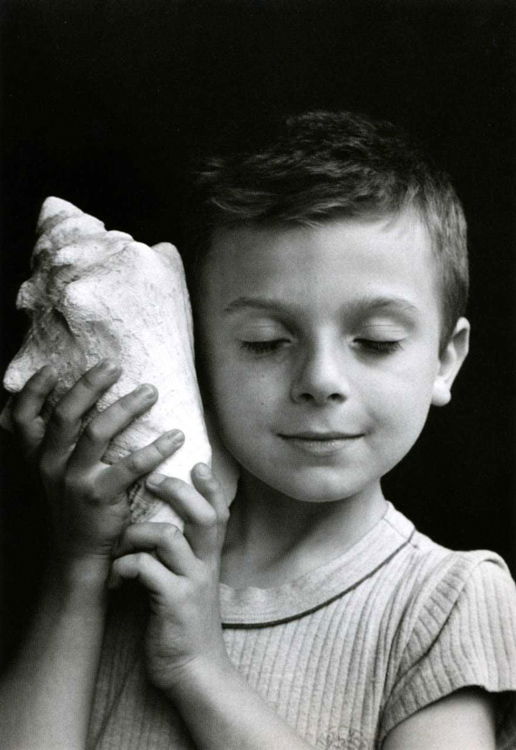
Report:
278,431,364,457
279,431,363,439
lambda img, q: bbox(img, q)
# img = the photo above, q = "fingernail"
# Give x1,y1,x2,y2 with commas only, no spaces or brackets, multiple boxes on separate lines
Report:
40,364,57,380
196,463,211,477
159,429,184,445
97,359,120,375
147,472,166,488
136,384,156,399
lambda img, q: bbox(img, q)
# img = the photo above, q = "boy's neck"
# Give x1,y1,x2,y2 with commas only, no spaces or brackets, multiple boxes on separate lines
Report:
220,472,387,589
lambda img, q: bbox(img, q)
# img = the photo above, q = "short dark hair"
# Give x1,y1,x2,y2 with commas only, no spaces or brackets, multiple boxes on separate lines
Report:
182,111,468,345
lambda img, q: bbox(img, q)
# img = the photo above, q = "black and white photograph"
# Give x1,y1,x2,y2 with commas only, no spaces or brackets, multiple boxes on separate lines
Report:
1,2,515,748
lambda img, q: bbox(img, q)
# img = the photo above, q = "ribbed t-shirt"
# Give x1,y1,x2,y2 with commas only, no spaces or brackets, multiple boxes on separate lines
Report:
88,503,516,749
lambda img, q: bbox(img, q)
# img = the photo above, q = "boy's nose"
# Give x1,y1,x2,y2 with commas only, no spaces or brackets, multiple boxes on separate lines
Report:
290,341,351,405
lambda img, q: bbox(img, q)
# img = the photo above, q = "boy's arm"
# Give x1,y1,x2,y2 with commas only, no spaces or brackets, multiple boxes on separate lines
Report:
110,471,315,750
0,363,183,750
382,687,496,750
0,571,108,750
170,680,495,750
167,661,314,750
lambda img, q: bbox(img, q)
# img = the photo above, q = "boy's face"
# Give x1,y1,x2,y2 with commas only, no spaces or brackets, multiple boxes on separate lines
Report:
197,212,468,505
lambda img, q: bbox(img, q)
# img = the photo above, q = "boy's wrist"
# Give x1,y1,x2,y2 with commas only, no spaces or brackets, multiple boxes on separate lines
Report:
161,654,238,707
45,554,112,601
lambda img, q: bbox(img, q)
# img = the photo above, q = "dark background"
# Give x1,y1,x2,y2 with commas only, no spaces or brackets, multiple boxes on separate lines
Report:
1,0,515,658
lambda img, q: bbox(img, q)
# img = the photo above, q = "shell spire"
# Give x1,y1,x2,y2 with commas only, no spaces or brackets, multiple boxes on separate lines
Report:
37,196,83,228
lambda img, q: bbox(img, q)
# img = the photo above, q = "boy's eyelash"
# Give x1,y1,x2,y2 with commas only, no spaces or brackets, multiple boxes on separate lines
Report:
356,339,402,354
240,340,287,355
241,339,402,356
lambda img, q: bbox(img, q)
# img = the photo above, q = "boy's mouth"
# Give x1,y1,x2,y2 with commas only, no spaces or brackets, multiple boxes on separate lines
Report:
280,431,361,440
278,431,363,456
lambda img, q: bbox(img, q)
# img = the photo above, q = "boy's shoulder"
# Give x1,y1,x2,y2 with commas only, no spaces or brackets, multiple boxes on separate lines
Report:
388,501,511,577
380,502,514,625
398,505,511,588
379,506,516,746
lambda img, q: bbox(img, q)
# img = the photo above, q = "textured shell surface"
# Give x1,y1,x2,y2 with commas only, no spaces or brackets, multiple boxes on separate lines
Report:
2,197,237,523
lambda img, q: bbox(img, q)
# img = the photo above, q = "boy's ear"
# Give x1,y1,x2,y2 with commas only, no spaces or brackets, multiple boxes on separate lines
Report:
431,317,470,407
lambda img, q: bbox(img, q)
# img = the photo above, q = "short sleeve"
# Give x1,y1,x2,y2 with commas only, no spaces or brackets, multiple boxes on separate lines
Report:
379,552,516,748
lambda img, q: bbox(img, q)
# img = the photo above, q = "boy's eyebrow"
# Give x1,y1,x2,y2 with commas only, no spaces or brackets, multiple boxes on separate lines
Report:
223,295,420,317
223,296,294,314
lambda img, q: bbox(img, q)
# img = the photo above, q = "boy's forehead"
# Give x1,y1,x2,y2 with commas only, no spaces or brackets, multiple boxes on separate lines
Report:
205,212,435,280
200,213,441,323
209,211,430,255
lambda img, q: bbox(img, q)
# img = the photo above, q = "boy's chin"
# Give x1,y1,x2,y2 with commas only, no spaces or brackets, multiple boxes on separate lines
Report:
256,469,382,506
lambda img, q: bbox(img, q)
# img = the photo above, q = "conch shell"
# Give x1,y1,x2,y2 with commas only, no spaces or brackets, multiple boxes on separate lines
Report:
1,197,237,523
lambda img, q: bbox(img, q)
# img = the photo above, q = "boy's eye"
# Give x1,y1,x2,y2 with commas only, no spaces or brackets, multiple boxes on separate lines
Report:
354,339,403,354
240,339,290,355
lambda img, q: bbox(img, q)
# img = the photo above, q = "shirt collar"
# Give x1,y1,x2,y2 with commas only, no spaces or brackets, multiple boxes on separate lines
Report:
220,502,415,627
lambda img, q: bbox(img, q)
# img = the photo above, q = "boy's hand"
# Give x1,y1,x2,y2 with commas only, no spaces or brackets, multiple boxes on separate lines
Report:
10,361,185,586
110,464,230,694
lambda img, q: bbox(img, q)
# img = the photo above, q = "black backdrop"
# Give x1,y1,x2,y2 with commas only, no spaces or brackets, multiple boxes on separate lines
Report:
1,0,515,656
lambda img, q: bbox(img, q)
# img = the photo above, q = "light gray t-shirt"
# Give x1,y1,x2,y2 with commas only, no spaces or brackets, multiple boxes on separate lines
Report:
88,503,516,749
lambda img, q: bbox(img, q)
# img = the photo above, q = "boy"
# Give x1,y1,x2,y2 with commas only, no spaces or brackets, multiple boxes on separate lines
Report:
1,111,515,749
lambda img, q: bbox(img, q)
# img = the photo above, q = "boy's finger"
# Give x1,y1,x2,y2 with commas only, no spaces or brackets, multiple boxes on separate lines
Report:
10,366,57,455
96,431,185,499
42,360,122,452
110,551,177,597
114,522,196,577
190,464,229,558
146,470,228,560
11,365,57,425
68,384,158,468
191,463,230,522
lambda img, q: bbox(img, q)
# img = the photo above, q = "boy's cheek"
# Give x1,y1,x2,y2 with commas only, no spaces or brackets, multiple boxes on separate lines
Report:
211,389,273,434
210,361,279,402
